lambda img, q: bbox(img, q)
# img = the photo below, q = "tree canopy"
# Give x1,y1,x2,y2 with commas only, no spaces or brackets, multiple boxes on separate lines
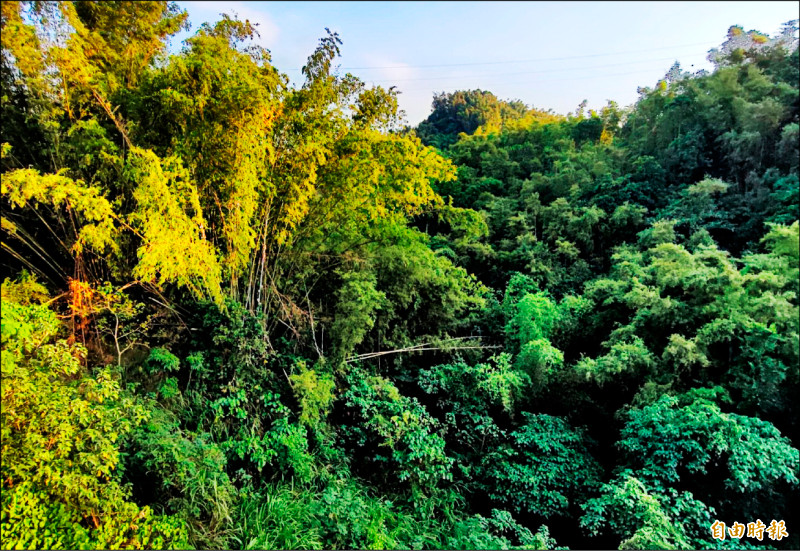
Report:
1,4,798,549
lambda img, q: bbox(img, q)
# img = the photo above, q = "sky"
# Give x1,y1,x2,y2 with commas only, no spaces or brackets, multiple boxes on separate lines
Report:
172,1,799,125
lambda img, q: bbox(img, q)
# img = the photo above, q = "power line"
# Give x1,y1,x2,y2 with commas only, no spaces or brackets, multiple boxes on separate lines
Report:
281,40,717,71
396,67,690,94
360,52,707,84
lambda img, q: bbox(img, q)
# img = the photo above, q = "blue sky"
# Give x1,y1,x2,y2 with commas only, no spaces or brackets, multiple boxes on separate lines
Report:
172,1,799,125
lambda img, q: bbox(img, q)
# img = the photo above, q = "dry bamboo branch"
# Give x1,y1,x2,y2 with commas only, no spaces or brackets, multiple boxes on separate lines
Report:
345,336,500,363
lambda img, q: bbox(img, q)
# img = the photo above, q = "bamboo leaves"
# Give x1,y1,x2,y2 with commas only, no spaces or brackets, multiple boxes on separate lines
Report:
127,147,223,304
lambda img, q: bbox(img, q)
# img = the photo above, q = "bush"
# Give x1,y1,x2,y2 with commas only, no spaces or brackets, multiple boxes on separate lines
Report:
1,277,188,550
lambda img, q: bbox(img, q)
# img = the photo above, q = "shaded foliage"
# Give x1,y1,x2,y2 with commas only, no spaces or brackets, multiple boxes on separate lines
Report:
1,5,798,550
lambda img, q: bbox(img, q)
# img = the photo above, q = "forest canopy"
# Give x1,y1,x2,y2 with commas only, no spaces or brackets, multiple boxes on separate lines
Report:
1,2,798,550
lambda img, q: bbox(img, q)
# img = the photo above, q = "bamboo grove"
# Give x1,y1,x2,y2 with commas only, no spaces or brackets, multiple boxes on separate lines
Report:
1,2,798,549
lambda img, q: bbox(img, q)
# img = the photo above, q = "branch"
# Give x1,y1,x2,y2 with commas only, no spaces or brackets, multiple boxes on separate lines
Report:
344,336,500,363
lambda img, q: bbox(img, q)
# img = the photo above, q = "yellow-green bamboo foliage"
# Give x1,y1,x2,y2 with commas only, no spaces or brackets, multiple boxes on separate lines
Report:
127,147,223,304
1,168,118,255
2,3,459,313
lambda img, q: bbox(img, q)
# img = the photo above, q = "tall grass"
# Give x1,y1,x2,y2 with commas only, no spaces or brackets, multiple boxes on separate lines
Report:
227,479,463,550
229,484,324,550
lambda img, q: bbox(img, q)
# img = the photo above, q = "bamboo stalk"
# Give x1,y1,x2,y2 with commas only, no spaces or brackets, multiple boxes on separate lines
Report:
345,337,500,363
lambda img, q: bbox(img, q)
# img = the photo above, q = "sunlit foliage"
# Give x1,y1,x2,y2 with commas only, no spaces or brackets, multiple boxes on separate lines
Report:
1,4,798,549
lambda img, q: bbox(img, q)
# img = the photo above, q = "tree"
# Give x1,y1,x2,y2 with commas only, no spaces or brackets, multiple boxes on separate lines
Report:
1,275,187,549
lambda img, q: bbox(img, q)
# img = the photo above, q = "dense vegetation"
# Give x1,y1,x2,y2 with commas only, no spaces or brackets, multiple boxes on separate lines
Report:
1,2,798,549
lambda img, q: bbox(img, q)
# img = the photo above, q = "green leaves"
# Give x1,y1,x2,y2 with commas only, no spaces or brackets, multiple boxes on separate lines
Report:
501,273,591,391
448,510,560,550
130,408,236,527
290,360,336,426
341,371,453,495
1,277,188,550
0,148,227,304
582,388,799,549
577,222,799,412
761,220,800,260
1,6,798,549
484,413,601,519
422,353,528,416
580,473,693,550
617,388,799,492
331,270,388,360
575,335,656,385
